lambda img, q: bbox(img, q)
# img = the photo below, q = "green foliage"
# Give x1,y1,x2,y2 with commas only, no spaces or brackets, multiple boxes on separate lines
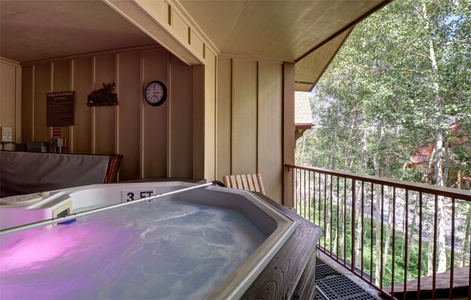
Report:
297,0,471,186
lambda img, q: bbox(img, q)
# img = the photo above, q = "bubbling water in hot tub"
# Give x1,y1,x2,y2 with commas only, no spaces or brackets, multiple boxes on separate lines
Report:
0,198,266,299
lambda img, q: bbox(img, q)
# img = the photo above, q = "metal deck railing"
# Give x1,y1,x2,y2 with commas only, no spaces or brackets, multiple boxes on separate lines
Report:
286,164,471,299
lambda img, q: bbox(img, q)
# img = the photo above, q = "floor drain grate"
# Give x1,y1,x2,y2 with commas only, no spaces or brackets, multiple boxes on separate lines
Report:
315,258,379,300
315,275,377,299
316,259,342,279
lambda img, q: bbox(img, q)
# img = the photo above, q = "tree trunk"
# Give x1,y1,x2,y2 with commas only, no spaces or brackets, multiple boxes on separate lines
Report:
329,130,337,170
436,196,447,273
381,155,393,285
361,129,367,171
373,123,384,284
354,183,363,269
355,128,368,268
344,120,356,171
300,133,307,165
461,205,471,267
424,0,447,272
443,134,449,185
406,199,419,276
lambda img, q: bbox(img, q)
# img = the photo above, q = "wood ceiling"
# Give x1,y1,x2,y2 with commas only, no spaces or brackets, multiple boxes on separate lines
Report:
0,0,391,91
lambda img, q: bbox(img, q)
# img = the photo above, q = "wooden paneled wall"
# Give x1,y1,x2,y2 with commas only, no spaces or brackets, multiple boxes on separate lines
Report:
20,46,199,181
0,58,22,147
217,56,284,202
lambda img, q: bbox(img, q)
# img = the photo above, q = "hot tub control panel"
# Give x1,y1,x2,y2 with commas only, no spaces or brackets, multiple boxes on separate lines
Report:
0,191,51,206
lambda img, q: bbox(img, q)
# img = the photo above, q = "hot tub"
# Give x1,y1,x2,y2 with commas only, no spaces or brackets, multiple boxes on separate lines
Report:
0,181,298,299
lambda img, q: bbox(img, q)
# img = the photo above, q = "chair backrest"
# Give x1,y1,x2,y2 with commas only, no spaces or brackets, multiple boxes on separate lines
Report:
222,174,266,195
103,154,123,183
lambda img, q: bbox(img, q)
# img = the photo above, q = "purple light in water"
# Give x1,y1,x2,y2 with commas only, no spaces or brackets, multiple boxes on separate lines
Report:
1,217,135,299
1,227,81,272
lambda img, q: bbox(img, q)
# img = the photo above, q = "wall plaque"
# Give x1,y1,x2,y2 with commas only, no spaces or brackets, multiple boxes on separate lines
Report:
46,91,75,127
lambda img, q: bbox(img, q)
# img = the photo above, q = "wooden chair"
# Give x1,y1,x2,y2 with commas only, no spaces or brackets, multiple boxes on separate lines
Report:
103,154,123,183
222,173,266,195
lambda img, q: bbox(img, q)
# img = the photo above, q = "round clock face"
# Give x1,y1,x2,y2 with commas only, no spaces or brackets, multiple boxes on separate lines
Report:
144,81,167,106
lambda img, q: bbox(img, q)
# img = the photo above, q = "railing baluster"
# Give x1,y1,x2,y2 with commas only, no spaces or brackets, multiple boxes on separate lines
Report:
370,182,374,284
450,197,455,300
352,179,356,272
323,173,327,248
329,175,334,254
311,171,315,222
308,171,312,223
469,238,471,300
380,184,384,289
302,170,308,218
432,194,437,300
344,177,347,266
361,181,365,278
391,187,396,296
335,177,340,256
335,177,340,257
318,171,321,227
404,190,409,300
417,192,423,299
295,169,299,213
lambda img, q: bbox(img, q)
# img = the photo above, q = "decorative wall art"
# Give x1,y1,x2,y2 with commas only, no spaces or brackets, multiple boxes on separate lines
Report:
87,83,118,106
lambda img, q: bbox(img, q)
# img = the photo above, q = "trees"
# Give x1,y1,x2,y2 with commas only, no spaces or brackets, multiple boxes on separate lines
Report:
297,0,470,284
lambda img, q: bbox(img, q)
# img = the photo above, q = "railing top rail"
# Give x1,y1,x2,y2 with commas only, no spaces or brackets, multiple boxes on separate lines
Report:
285,163,471,201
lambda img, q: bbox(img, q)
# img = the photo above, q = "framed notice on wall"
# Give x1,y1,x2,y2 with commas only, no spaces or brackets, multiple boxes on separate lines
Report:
46,91,75,127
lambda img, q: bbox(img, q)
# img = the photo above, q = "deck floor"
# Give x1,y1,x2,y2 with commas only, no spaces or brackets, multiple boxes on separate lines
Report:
385,266,470,299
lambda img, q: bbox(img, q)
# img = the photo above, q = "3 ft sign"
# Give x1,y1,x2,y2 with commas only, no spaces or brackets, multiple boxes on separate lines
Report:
121,189,156,202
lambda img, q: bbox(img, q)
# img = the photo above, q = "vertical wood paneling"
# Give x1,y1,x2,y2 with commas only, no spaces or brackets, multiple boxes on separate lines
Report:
52,61,71,147
117,52,141,181
169,54,193,178
52,61,71,91
216,56,232,179
258,62,283,200
33,64,51,142
0,63,16,136
94,55,116,154
142,49,168,178
192,64,205,179
15,65,22,143
21,66,34,142
216,56,285,202
72,58,92,154
283,62,296,207
202,51,217,181
0,59,22,148
232,59,257,175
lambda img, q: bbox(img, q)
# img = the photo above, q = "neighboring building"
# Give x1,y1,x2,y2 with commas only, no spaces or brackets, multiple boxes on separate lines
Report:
408,125,471,188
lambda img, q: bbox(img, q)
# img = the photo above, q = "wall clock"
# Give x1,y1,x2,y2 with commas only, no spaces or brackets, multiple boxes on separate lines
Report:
144,81,167,106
